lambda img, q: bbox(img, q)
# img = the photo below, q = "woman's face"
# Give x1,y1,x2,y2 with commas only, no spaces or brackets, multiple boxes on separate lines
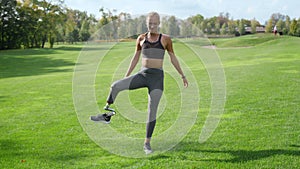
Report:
147,16,160,34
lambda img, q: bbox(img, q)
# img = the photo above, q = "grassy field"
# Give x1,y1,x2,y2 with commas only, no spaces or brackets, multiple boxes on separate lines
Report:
0,34,299,168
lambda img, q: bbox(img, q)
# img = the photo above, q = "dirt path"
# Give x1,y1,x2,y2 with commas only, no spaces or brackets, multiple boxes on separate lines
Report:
202,45,252,49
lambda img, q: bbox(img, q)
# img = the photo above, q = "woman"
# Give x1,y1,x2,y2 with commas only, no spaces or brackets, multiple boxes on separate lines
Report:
91,12,188,154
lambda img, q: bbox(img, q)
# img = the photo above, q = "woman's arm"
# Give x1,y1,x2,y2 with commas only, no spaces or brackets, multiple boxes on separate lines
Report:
125,35,143,77
165,36,188,87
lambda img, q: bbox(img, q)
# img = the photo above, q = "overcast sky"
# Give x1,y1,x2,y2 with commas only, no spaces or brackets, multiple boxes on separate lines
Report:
64,0,299,24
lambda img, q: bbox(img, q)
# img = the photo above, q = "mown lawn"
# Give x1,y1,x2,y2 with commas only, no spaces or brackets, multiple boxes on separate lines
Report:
0,35,299,168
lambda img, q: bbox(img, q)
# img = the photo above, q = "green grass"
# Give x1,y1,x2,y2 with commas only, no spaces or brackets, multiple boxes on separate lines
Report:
210,33,283,47
0,35,300,168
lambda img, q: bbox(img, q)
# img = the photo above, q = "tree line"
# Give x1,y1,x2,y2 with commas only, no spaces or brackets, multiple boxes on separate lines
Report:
1,0,300,50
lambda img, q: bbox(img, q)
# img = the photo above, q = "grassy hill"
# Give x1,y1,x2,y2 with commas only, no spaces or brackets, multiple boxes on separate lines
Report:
0,34,299,168
210,33,295,48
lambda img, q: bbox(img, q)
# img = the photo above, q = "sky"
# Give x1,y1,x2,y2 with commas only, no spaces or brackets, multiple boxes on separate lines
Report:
64,0,299,24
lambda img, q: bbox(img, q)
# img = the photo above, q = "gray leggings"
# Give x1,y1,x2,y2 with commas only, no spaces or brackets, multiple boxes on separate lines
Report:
107,68,164,138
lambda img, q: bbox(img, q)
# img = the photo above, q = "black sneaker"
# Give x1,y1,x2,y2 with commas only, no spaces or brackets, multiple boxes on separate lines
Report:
90,112,115,124
143,142,153,154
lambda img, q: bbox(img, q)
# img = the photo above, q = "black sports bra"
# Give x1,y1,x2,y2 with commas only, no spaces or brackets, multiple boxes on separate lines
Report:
142,33,165,59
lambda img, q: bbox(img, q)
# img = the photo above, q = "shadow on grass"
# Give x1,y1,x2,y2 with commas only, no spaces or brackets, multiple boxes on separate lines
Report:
199,149,300,163
0,49,75,79
0,45,115,79
171,142,300,163
0,139,18,151
0,139,25,160
290,144,300,148
0,96,6,101
55,46,110,52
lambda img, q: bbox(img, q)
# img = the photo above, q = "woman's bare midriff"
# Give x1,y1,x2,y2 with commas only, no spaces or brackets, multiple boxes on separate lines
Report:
142,58,164,69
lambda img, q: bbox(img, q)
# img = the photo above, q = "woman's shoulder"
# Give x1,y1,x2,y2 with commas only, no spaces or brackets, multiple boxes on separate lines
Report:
161,33,170,38
161,34,171,40
137,32,147,41
161,34,172,44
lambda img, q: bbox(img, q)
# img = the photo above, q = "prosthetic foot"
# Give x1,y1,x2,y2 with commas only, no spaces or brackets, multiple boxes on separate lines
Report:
90,105,116,124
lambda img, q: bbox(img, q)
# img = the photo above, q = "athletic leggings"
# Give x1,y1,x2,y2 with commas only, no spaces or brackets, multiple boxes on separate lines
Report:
106,67,164,138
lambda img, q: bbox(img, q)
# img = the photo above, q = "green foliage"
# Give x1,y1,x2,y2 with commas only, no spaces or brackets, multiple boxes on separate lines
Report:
168,16,180,36
289,19,300,37
0,0,19,49
276,19,285,32
227,19,237,34
215,21,221,35
251,19,258,33
221,23,227,35
266,19,274,33
1,1,300,50
238,20,246,35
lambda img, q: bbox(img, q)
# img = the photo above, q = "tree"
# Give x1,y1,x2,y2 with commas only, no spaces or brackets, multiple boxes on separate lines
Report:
97,8,118,40
188,14,204,30
200,21,207,34
160,16,168,35
0,0,19,49
221,23,227,35
136,15,147,34
271,13,285,24
227,19,236,35
265,18,274,33
4,2,300,50
180,20,193,37
284,15,291,35
33,0,64,48
117,12,128,38
217,12,229,27
206,22,212,34
16,0,65,48
297,18,300,37
289,19,297,36
127,17,138,37
167,16,180,37
289,18,300,37
17,2,42,48
276,19,284,33
251,18,258,34
215,20,220,35
79,12,93,41
117,12,137,38
64,9,77,43
79,20,90,41
238,20,245,35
